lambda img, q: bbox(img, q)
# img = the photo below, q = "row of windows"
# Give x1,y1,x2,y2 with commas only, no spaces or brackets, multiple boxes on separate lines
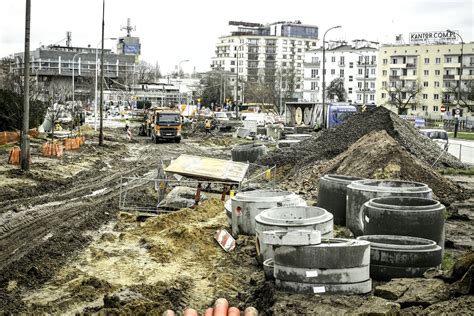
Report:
383,56,474,64
309,68,376,77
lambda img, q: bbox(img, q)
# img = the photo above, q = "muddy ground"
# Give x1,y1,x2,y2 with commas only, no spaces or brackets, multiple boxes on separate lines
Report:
0,125,472,314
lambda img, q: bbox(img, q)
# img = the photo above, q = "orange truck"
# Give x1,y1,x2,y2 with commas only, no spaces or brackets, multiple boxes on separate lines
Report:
150,108,183,143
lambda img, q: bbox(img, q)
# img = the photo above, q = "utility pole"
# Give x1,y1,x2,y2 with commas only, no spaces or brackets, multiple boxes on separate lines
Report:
99,0,105,146
322,25,341,129
447,29,463,138
20,0,31,171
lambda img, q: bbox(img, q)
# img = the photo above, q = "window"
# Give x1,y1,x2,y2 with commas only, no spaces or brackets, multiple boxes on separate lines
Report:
349,62,353,68
311,69,318,78
283,54,287,59
370,82,375,89
370,95,374,101
382,70,387,76
297,63,301,67
371,68,376,75
434,94,439,100
331,56,336,62
381,93,386,98
435,70,440,75
435,58,441,64
423,94,428,99
340,56,345,65
391,70,397,76
446,57,452,63
311,82,318,90
283,47,287,52
349,76,353,82
297,48,302,53
311,57,318,63
358,69,363,75
331,69,335,75
433,106,439,111
348,88,353,93
383,58,388,64
297,55,301,60
411,105,416,111
340,69,344,76
424,58,430,64
434,81,440,87
283,40,287,44
382,81,387,87
392,58,397,64
422,105,428,111
358,82,362,88
424,70,429,76
423,82,429,87
282,62,287,66
298,41,302,45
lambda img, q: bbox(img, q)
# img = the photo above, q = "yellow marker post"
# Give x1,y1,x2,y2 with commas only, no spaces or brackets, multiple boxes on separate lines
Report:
265,169,272,180
230,190,235,198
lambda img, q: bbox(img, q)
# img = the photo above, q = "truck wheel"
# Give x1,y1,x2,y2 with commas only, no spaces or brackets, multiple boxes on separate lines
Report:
175,138,181,143
155,136,160,144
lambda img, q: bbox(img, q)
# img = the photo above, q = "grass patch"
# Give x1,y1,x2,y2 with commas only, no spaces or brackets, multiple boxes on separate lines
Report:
448,132,474,141
437,166,474,175
442,252,456,271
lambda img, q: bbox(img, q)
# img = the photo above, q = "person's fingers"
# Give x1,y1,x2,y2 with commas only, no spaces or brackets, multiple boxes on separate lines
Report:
183,308,198,316
162,310,175,316
227,307,240,316
213,298,229,316
244,307,258,316
204,308,214,316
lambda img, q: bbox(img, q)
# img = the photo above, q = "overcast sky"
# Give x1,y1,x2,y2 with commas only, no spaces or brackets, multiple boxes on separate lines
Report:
0,0,472,74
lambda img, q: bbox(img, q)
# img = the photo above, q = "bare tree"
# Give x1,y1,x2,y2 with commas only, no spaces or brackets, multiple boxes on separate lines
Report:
442,80,474,110
383,80,422,115
326,77,347,102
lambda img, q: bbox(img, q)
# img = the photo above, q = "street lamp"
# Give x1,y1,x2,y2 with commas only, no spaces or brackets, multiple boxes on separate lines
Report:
350,51,367,107
72,52,86,105
447,29,463,138
235,42,249,117
94,37,116,130
322,25,341,128
177,59,189,105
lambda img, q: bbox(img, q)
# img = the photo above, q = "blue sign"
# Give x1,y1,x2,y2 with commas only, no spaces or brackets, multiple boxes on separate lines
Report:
124,44,140,55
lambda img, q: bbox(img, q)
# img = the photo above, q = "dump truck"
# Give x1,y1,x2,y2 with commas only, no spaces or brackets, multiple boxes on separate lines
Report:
149,108,183,143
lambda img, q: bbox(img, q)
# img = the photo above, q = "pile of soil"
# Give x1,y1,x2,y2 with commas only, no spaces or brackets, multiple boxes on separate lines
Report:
281,130,468,204
261,107,464,169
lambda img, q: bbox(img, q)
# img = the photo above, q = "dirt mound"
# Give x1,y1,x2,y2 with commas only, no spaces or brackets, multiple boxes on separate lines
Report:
281,130,468,204
261,107,463,169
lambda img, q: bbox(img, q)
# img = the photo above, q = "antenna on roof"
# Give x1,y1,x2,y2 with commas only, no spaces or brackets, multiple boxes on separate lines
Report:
395,34,404,45
66,31,72,47
121,18,136,37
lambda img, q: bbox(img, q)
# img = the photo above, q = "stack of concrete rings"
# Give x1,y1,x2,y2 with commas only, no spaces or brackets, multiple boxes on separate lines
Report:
273,238,372,294
230,190,306,236
360,197,446,248
346,180,432,236
357,235,442,281
255,206,333,263
317,174,365,225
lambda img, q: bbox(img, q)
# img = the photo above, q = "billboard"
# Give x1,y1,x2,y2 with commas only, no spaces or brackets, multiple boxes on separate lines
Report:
124,43,140,55
409,31,457,44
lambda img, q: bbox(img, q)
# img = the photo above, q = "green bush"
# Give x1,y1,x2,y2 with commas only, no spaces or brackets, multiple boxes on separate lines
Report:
0,89,48,131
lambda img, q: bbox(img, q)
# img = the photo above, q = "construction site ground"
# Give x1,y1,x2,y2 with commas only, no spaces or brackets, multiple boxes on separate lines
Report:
0,123,473,314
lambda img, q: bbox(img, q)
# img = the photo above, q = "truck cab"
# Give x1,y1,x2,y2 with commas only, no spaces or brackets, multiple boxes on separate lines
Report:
151,110,182,143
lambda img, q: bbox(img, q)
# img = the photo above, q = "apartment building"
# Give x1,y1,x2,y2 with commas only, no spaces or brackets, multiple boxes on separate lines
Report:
211,21,319,103
377,43,474,118
302,40,379,105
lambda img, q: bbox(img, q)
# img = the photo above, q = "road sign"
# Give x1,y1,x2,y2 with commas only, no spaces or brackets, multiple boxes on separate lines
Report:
455,108,461,115
440,105,446,112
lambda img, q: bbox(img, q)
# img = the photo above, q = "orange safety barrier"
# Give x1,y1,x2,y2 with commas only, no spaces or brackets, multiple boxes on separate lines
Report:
42,142,63,158
8,146,21,165
0,131,20,145
64,137,84,150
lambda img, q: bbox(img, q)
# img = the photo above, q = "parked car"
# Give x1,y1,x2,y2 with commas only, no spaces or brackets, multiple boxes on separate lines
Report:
420,129,449,150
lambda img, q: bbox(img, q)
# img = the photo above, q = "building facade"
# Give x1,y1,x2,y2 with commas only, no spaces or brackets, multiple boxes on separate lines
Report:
211,21,319,103
377,43,474,118
302,40,379,105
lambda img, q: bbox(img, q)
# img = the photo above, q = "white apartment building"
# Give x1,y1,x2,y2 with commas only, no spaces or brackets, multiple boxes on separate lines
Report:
211,21,319,103
377,43,474,118
302,40,379,105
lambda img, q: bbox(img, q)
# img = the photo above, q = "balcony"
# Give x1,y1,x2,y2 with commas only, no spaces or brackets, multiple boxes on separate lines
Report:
406,63,417,68
443,74,455,79
443,62,460,68
303,61,320,67
338,62,345,67
389,63,406,68
357,61,377,67
389,75,401,80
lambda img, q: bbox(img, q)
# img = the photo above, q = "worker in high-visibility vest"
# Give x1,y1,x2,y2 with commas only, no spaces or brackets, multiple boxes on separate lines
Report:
204,119,211,135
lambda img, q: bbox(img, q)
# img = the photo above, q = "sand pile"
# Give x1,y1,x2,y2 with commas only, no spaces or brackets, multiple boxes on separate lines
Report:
261,107,464,169
281,130,468,204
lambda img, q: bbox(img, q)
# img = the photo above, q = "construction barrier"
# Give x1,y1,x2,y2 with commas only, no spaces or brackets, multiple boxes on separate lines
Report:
63,137,84,150
42,141,64,158
8,146,21,165
0,131,20,145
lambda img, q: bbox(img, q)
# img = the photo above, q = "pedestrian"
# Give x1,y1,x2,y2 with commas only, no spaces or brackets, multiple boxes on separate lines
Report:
205,119,211,135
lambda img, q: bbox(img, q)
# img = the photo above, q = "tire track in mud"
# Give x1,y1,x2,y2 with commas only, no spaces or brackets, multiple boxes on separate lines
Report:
0,140,209,312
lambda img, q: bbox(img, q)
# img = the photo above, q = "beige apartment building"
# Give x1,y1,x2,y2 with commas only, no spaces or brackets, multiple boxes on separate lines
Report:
377,43,474,119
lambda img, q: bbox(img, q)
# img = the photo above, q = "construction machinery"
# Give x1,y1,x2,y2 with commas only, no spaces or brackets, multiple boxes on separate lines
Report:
149,107,183,143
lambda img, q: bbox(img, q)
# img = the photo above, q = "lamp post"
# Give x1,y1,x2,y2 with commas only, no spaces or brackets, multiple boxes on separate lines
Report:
235,42,248,117
94,37,116,131
350,51,367,107
322,25,341,128
72,52,86,105
447,29,463,138
177,59,189,105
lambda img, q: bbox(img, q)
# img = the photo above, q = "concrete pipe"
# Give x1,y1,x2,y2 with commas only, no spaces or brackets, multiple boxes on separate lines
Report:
273,238,370,269
317,174,365,226
274,264,369,284
346,180,432,236
225,199,232,225
357,235,442,281
360,197,445,247
285,134,312,141
231,144,267,163
262,230,321,246
277,139,301,148
263,258,274,281
275,279,372,295
255,206,333,262
231,190,306,236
